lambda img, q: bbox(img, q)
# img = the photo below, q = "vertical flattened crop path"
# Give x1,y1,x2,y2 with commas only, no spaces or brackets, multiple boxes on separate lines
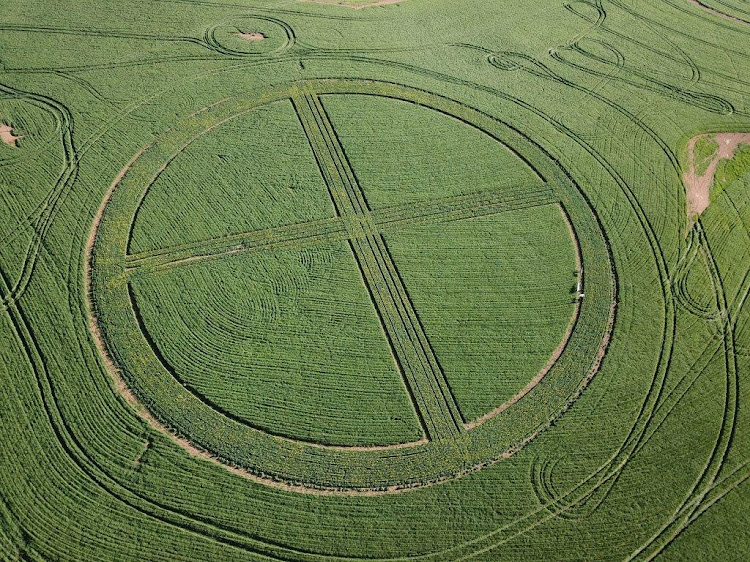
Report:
291,90,464,441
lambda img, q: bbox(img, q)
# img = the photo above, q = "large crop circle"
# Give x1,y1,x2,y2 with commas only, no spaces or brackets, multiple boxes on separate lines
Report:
89,79,615,493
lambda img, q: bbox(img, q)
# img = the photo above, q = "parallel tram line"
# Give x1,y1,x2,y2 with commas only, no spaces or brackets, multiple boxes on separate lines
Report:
124,186,555,273
307,93,465,436
291,90,464,442
291,92,444,438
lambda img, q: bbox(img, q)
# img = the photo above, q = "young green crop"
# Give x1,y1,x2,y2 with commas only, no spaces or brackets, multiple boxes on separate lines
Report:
0,0,749,559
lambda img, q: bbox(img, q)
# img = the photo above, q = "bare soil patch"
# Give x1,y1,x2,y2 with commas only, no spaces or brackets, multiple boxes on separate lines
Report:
684,132,750,218
234,31,266,41
0,123,22,147
300,0,405,9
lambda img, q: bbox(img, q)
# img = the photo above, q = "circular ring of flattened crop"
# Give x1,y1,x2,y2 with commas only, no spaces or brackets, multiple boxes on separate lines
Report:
89,79,616,493
203,15,295,57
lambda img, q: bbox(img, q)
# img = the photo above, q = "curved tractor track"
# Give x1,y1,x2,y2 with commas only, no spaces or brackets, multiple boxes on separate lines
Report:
1,2,749,560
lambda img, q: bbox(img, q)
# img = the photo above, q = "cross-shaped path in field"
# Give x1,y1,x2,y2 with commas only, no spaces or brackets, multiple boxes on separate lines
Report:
124,91,557,442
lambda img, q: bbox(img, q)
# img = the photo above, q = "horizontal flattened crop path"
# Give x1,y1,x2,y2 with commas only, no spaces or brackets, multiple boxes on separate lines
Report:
300,0,407,9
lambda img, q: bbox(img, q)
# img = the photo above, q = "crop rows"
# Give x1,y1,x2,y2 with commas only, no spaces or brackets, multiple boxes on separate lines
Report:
1,0,749,559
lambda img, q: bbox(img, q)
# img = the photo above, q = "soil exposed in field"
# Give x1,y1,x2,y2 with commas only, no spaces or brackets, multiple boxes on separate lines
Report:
234,30,266,40
684,132,750,218
0,123,21,147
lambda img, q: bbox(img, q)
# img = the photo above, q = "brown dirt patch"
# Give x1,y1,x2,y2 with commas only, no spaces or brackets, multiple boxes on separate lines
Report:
683,132,750,219
686,0,750,25
0,123,22,147
234,31,266,41
300,0,405,9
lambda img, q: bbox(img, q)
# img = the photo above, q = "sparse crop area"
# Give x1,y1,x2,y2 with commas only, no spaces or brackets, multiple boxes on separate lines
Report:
0,0,749,560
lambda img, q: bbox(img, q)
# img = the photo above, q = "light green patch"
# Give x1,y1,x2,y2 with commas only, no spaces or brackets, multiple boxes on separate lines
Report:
713,144,750,200
693,136,718,177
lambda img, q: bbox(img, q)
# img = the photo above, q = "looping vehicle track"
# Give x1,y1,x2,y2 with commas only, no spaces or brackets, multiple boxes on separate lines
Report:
1,0,749,560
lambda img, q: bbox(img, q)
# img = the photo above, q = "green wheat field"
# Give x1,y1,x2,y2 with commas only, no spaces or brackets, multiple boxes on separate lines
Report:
1,0,749,559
